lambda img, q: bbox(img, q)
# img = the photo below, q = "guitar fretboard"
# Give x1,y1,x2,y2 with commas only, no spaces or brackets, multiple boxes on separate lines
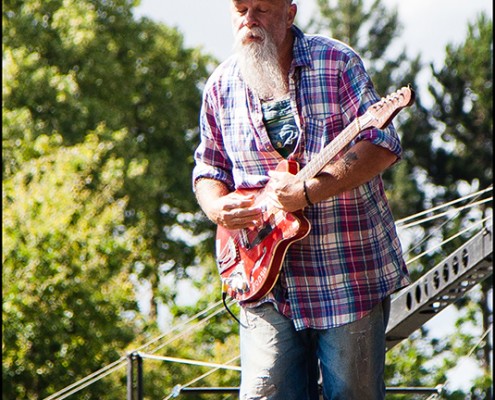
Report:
296,113,373,181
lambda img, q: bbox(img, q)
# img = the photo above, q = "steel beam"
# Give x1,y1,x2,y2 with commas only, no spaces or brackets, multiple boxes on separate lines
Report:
386,226,493,350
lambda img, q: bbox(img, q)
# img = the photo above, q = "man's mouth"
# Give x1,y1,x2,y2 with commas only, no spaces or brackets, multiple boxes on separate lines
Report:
245,34,262,43
239,27,265,44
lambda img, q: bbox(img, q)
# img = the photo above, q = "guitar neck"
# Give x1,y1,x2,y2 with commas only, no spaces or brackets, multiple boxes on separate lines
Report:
296,114,371,181
294,85,415,181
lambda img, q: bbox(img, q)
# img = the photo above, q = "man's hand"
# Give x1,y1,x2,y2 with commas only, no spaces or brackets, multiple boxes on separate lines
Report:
266,170,307,212
213,192,263,229
195,178,263,229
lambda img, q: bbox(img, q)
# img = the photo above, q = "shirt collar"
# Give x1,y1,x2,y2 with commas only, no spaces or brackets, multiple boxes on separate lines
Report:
291,25,313,69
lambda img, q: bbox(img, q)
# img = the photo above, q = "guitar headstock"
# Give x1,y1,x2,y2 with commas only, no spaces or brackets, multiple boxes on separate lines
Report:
366,86,415,129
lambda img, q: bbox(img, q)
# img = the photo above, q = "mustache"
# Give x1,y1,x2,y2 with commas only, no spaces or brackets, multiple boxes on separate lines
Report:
235,26,266,45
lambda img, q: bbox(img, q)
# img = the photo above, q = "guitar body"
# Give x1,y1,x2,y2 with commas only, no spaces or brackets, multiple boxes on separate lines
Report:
216,160,311,302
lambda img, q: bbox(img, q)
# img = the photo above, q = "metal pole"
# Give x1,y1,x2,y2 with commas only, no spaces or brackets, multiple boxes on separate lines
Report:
126,353,134,400
177,386,442,396
386,387,442,394
127,351,144,400
136,353,143,400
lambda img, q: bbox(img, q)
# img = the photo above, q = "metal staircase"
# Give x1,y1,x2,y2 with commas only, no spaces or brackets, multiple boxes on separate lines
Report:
386,225,493,350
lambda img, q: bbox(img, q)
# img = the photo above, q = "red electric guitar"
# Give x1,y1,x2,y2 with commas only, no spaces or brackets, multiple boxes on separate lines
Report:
216,86,415,302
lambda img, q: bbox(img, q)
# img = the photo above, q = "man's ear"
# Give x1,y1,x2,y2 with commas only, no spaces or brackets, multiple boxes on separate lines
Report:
287,3,297,28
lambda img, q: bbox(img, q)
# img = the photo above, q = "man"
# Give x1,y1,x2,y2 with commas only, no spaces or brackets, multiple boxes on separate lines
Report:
192,0,410,398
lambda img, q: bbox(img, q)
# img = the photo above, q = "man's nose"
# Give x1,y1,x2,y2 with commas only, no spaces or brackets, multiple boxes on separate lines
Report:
243,9,258,28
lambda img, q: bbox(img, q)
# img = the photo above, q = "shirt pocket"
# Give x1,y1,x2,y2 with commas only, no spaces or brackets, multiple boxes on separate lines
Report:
302,114,346,158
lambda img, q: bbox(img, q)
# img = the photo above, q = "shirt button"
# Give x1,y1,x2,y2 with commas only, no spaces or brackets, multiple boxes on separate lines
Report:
276,142,283,148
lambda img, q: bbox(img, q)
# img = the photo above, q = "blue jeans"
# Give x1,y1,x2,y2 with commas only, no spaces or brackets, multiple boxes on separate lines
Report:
239,297,391,400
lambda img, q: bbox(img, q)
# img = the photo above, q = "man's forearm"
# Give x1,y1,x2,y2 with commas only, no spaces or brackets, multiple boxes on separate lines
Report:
194,178,230,223
304,141,397,204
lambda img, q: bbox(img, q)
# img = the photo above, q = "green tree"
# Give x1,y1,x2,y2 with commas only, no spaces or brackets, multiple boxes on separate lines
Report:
2,129,144,399
389,14,493,399
424,14,493,399
428,13,492,195
3,0,212,321
3,0,215,397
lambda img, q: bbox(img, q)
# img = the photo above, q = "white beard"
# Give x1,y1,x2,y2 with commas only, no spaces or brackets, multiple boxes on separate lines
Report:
234,26,288,100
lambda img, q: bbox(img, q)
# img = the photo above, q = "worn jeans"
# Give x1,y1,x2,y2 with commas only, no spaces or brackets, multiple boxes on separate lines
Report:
239,297,391,400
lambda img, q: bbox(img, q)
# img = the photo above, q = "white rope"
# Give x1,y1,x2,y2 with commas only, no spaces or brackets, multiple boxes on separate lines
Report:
398,197,492,229
139,353,241,371
43,361,127,400
135,299,225,354
406,216,492,266
466,325,493,358
396,186,492,226
144,301,229,355
400,186,492,263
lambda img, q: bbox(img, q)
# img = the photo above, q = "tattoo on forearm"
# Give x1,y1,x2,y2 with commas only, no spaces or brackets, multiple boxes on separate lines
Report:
342,151,358,172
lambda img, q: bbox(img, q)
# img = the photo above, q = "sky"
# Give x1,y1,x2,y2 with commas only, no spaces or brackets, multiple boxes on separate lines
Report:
133,0,493,67
133,0,492,393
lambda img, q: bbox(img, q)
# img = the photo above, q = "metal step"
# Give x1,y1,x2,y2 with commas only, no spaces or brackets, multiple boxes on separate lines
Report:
386,226,493,350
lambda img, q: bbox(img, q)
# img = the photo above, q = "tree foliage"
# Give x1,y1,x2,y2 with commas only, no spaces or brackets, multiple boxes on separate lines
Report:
3,129,144,399
3,0,214,398
428,13,493,194
421,14,493,400
2,0,212,309
393,15,493,399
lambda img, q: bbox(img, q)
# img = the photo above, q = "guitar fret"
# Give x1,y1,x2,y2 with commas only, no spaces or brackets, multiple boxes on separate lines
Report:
296,115,370,181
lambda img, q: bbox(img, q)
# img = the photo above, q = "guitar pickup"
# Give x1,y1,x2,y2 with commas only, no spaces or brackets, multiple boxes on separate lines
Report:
248,223,273,248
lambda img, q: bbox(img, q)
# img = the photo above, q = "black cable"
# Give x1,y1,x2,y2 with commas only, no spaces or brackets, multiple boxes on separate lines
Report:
222,291,248,329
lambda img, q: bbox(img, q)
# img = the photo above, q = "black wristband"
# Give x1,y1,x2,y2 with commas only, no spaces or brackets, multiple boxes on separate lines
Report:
303,181,313,206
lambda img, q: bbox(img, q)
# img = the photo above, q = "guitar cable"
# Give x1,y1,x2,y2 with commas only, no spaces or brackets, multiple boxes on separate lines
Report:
222,283,248,328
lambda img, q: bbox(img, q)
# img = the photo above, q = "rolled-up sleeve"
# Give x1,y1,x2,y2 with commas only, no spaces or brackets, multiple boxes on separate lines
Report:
192,89,235,191
339,55,403,160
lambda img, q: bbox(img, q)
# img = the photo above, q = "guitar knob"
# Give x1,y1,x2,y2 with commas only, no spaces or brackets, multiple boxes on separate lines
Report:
224,273,250,295
231,274,249,294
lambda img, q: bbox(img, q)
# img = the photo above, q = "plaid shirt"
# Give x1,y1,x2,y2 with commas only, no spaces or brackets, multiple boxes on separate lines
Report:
193,26,410,330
